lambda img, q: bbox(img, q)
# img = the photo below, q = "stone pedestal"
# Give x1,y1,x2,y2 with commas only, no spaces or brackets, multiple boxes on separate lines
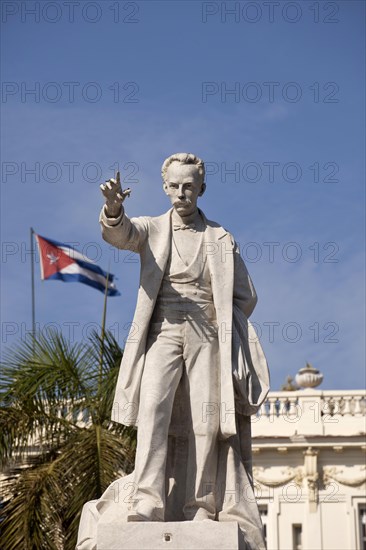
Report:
97,520,247,549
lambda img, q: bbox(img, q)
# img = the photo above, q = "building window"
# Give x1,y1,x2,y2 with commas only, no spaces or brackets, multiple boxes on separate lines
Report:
292,524,302,550
259,505,268,545
360,506,366,550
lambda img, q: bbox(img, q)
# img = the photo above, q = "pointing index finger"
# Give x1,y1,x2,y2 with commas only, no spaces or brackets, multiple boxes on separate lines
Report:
116,171,121,187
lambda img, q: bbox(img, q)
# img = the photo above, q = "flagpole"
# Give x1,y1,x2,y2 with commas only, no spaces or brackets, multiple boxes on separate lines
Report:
98,267,110,386
30,227,36,341
101,271,109,342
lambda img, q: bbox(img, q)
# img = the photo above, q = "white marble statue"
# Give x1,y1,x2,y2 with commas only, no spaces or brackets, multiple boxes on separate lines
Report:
77,153,270,550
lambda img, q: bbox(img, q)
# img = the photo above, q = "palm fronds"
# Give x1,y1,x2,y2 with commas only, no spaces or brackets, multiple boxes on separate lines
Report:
0,328,135,550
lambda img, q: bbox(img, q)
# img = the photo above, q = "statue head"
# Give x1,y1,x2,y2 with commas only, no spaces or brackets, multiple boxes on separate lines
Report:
161,153,206,217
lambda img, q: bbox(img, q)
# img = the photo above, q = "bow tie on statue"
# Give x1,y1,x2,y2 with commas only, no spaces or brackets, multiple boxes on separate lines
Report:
173,223,197,232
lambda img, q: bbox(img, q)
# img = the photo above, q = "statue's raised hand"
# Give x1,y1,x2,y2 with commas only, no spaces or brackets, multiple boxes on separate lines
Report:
100,171,131,217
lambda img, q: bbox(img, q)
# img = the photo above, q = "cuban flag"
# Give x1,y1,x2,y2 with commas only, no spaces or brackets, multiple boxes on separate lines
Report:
35,234,120,296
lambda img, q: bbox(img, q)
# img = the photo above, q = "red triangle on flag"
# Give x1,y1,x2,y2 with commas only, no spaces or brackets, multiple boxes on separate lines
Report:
36,235,75,279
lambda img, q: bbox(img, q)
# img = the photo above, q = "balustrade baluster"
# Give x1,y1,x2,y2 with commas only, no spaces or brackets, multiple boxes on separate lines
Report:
332,396,342,416
268,397,276,418
342,396,352,416
288,397,298,417
354,396,363,416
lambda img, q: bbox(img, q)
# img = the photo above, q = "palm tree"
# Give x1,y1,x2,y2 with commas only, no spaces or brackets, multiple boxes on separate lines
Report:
0,329,136,550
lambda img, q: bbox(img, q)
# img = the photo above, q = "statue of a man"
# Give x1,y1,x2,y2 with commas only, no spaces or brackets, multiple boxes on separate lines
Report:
97,153,269,548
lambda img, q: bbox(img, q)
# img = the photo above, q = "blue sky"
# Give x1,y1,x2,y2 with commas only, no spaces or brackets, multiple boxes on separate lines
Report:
1,0,365,390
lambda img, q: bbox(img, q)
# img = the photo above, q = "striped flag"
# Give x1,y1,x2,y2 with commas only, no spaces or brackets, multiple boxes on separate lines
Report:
35,234,120,296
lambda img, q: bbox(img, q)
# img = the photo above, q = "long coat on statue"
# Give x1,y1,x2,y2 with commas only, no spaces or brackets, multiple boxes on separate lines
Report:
75,207,270,550
100,206,269,438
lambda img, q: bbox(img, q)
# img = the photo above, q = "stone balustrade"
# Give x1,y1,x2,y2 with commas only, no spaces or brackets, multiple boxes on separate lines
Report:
251,389,366,438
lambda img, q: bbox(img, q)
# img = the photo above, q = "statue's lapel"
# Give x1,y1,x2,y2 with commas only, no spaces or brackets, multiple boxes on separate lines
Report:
149,209,172,273
200,210,234,313
138,210,172,303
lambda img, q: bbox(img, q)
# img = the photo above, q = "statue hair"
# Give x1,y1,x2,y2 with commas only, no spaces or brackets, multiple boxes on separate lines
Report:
161,153,205,184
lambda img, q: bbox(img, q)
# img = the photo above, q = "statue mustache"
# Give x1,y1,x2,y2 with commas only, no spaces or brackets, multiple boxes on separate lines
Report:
174,197,192,206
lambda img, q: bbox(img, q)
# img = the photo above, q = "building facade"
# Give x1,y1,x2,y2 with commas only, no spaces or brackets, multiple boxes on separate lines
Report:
251,374,366,550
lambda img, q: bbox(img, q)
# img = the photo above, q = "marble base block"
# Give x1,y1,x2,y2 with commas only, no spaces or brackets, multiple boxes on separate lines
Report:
97,520,247,549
